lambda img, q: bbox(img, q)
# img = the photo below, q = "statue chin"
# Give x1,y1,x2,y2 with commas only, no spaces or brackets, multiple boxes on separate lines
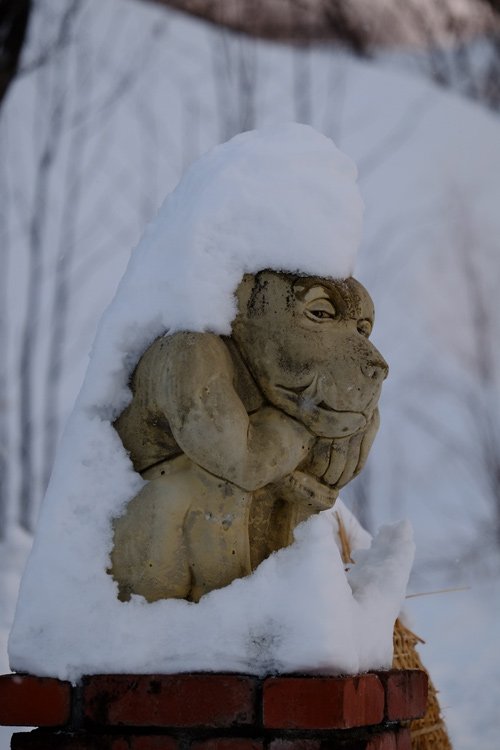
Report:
304,407,368,439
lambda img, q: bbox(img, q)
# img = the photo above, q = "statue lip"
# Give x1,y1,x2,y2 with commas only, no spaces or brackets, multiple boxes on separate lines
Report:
315,400,364,416
276,385,367,417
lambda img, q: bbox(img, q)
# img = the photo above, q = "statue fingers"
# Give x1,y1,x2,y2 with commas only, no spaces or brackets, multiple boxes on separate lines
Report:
306,437,334,477
336,432,364,489
322,438,350,486
275,471,338,510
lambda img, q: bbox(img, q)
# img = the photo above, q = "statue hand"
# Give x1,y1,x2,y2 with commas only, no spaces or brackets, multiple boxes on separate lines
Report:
306,408,380,490
271,470,339,511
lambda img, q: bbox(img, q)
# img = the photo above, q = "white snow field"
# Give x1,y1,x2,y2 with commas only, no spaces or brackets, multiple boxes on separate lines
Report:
2,0,500,747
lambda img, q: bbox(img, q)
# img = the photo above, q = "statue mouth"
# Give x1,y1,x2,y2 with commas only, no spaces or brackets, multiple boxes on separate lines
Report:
275,384,366,416
315,400,363,416
275,384,368,437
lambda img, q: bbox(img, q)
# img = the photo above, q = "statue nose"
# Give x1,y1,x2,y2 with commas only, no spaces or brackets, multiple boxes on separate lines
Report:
361,358,388,381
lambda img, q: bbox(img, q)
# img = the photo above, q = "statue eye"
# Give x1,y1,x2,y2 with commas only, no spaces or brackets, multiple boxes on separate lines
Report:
357,319,372,337
305,299,336,321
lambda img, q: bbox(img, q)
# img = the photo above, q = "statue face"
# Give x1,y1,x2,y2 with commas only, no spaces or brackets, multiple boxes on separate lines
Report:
232,271,388,439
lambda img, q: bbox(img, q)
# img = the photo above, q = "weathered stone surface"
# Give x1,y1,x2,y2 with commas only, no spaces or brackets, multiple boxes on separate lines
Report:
110,272,387,603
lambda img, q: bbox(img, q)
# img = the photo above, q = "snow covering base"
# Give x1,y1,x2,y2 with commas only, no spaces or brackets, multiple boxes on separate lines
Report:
9,504,413,681
8,124,412,681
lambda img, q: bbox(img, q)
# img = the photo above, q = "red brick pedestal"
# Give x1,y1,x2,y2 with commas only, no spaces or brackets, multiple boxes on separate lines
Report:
0,670,427,749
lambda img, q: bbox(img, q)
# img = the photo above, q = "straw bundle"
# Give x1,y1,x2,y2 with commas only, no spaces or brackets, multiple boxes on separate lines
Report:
335,512,452,750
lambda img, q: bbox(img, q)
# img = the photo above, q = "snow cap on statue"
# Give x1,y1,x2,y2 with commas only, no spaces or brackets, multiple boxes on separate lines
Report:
76,123,364,418
118,121,363,334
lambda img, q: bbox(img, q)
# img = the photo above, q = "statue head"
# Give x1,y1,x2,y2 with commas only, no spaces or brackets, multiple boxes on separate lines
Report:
232,271,388,441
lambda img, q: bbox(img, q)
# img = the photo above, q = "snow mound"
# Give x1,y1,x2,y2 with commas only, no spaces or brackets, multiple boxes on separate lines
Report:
0,527,32,675
8,124,413,681
9,502,413,681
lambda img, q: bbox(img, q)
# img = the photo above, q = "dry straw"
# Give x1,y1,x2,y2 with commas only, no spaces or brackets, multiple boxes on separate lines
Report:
335,511,452,750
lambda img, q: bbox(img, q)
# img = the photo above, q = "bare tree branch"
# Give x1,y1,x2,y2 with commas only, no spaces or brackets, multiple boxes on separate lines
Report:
0,119,11,538
42,23,90,492
18,0,80,531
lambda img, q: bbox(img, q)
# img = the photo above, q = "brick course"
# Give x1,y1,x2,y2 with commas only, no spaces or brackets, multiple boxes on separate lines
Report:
375,670,428,721
0,674,71,727
82,674,258,728
263,675,384,730
191,740,264,749
268,728,411,750
2,670,427,750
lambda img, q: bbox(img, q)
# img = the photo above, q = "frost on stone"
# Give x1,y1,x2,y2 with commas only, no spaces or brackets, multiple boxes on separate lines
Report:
8,124,413,681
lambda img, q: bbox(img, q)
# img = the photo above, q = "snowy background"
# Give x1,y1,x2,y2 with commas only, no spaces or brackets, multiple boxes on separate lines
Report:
1,0,500,747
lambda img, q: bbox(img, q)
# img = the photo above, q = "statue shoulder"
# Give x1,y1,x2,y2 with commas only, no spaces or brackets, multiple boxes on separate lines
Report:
115,332,234,474
136,331,234,387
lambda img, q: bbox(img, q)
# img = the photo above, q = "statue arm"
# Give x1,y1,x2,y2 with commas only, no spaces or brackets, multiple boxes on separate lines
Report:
158,332,314,491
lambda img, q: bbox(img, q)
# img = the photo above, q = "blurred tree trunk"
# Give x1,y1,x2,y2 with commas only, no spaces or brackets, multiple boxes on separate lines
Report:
0,0,31,108
13,1,169,525
0,131,9,539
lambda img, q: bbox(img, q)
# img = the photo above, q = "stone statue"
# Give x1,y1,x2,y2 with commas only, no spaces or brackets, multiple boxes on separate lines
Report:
110,270,388,603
